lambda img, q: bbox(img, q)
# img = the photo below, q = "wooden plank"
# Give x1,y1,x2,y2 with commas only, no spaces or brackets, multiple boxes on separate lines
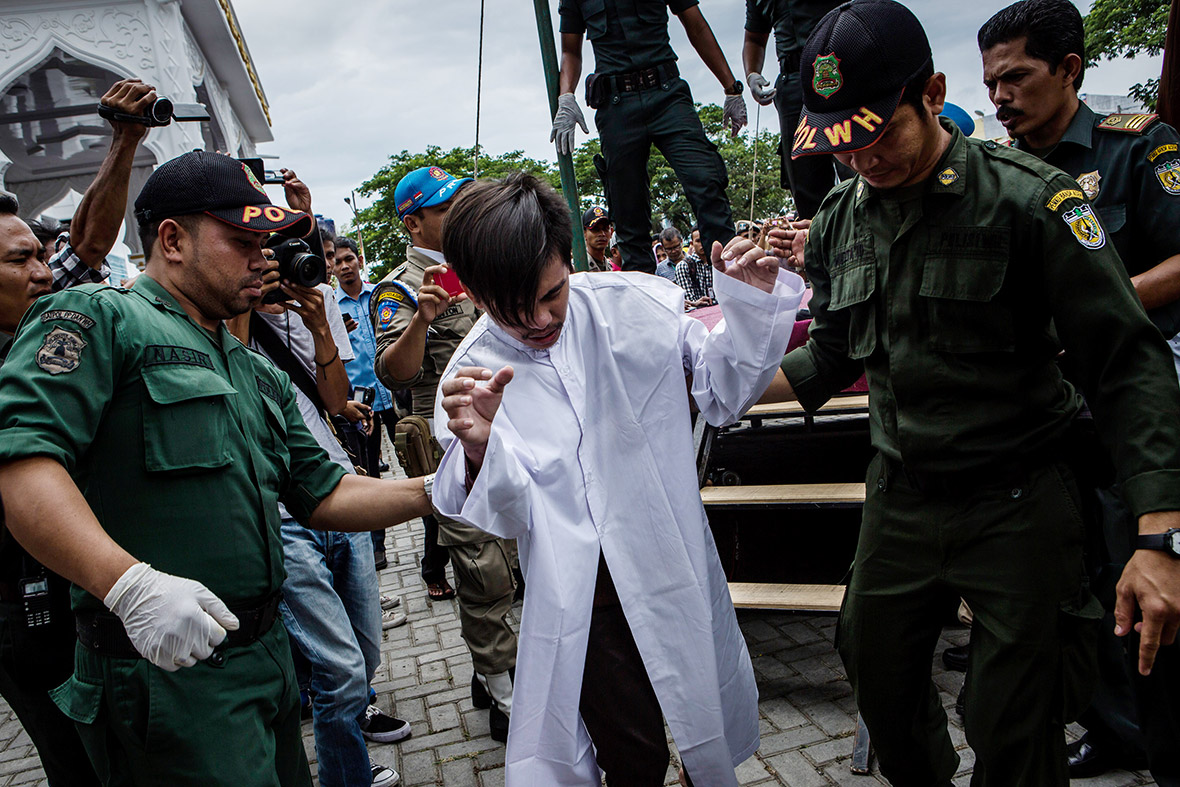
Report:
729,582,845,612
701,483,866,507
744,394,869,419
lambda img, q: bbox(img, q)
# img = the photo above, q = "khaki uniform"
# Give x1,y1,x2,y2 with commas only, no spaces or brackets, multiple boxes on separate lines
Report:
0,276,347,785
372,248,517,676
781,121,1180,786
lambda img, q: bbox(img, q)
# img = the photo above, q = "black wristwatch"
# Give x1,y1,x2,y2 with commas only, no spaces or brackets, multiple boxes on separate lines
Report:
724,80,743,96
1137,528,1180,557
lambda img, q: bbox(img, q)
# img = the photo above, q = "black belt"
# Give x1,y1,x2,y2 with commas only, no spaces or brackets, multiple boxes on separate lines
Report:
778,51,801,75
76,591,281,659
604,61,679,95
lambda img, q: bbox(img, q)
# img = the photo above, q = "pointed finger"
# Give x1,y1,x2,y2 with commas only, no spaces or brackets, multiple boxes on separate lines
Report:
485,365,515,395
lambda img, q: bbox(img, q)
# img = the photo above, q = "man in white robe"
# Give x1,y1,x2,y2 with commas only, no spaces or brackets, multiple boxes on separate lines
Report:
431,173,805,786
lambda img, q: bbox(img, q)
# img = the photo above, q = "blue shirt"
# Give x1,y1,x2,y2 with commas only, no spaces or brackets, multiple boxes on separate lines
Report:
335,281,395,412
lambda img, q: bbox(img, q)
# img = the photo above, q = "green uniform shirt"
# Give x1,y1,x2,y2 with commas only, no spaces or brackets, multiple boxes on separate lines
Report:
559,0,698,75
781,121,1180,518
371,247,479,417
1017,103,1180,335
744,0,842,68
0,275,346,612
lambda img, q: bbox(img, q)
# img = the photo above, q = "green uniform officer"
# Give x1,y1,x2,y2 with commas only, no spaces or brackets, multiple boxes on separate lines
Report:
978,2,1180,780
742,0,843,219
0,151,435,786
757,2,1180,785
372,166,518,742
551,0,747,273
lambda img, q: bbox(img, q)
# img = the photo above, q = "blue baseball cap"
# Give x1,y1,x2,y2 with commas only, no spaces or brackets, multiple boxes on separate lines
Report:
940,102,976,137
394,166,472,221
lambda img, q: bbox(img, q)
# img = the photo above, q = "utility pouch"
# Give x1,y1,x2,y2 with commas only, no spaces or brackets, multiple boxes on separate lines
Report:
394,415,442,478
585,73,607,109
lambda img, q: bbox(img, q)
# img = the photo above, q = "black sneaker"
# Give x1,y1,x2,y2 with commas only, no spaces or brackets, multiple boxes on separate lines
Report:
360,705,412,743
370,762,400,787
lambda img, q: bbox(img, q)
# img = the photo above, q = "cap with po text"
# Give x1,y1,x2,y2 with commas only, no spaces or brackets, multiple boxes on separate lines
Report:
134,150,313,235
792,0,932,159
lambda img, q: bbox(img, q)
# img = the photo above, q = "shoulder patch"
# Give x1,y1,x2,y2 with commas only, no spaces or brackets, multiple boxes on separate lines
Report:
40,309,95,330
374,284,417,331
1096,113,1159,135
1062,204,1106,249
1046,188,1085,211
36,327,86,374
143,345,215,371
1149,143,1178,163
1156,159,1180,195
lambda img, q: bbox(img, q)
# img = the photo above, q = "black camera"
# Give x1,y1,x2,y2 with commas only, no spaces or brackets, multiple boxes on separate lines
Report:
263,237,327,304
97,97,210,127
353,385,376,407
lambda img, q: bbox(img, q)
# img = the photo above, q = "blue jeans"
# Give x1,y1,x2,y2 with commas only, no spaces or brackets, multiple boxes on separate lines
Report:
279,520,381,787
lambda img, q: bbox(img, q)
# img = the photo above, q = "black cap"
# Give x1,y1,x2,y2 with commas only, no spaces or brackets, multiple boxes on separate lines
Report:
792,0,932,159
134,150,313,235
582,206,611,229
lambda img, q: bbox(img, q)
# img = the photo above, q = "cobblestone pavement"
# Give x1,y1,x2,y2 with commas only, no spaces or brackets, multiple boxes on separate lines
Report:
0,464,1160,786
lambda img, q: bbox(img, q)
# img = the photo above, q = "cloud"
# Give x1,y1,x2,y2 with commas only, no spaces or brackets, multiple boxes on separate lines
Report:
232,0,1162,233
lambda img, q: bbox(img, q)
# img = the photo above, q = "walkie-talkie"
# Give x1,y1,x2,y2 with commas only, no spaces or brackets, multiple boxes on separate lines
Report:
20,575,51,628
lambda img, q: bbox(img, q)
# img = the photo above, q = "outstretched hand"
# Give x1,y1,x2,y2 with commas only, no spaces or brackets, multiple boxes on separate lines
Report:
711,238,780,293
440,366,514,469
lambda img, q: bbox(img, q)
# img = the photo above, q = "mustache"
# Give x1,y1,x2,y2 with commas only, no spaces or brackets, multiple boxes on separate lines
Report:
995,105,1024,121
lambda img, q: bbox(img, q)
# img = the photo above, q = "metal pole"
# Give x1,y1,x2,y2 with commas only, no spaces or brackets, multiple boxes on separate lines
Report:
533,0,588,272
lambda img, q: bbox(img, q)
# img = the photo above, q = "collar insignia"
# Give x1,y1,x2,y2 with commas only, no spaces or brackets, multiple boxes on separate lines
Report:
937,167,958,186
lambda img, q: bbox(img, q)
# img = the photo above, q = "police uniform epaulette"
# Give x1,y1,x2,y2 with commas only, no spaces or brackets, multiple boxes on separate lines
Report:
376,262,409,284
1095,112,1159,135
976,137,1072,188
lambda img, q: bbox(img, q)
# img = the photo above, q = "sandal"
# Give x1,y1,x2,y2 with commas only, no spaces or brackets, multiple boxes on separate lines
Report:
426,580,456,601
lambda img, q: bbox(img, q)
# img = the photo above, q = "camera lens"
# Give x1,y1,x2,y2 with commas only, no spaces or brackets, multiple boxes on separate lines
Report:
291,253,326,288
149,97,174,125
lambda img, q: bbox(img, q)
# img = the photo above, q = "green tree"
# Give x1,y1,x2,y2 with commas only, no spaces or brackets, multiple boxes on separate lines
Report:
1084,0,1168,110
352,146,559,281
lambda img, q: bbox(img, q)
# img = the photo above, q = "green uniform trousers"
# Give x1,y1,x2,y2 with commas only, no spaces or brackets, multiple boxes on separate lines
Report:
596,78,731,274
450,538,518,676
54,622,310,787
837,454,1101,787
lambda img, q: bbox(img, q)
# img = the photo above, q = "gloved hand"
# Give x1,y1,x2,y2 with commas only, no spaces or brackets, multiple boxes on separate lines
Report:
104,562,239,671
722,93,748,138
746,72,777,106
550,93,588,156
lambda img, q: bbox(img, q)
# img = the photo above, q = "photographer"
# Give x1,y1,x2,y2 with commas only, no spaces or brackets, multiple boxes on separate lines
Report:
0,151,441,785
226,168,408,787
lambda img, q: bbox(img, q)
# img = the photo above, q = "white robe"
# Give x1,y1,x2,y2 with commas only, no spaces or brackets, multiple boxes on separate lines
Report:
433,269,804,786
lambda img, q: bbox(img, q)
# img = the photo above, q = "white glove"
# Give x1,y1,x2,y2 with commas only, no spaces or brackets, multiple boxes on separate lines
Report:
104,562,239,672
550,93,588,156
722,93,748,138
746,72,777,106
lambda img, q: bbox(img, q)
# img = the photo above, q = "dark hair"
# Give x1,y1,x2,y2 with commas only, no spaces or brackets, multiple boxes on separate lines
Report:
334,236,360,258
318,227,336,249
0,193,18,216
137,214,200,262
978,0,1085,91
441,172,572,331
26,218,61,247
659,227,682,245
897,59,936,116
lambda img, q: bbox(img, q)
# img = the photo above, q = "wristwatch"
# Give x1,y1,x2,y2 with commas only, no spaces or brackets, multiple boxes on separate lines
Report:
724,80,744,96
1136,528,1180,557
422,473,435,499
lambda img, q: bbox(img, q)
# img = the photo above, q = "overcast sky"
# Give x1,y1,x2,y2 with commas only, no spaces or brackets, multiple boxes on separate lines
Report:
233,0,1163,232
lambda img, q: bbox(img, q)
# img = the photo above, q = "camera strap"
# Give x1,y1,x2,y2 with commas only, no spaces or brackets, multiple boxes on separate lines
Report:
249,312,326,413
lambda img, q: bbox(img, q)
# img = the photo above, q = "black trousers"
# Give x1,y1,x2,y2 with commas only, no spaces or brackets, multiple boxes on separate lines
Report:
0,589,99,786
579,558,692,787
773,68,842,220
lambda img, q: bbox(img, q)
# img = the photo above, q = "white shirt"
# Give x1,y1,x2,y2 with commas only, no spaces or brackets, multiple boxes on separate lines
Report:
254,285,356,520
434,269,805,786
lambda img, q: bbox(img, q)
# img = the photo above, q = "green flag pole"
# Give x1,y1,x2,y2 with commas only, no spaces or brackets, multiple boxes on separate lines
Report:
533,0,588,272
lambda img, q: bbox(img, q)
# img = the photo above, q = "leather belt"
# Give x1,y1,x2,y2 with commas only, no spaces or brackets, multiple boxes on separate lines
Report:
76,591,281,659
605,61,679,95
